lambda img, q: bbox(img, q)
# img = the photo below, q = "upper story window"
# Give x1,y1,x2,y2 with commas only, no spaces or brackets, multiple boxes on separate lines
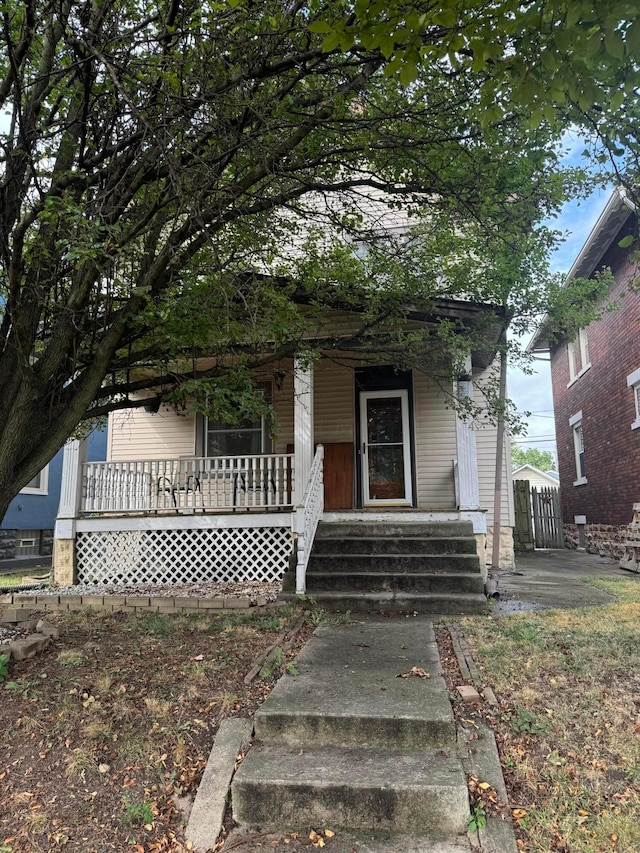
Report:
569,410,587,486
627,367,640,430
20,466,49,495
567,329,591,386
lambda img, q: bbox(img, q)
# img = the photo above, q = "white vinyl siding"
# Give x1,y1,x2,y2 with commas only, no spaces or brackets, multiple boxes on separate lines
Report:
313,361,355,444
512,466,559,490
271,358,354,451
108,406,197,461
474,370,514,529
412,371,457,508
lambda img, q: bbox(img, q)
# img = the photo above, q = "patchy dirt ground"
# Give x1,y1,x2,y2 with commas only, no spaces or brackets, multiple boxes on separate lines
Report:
0,600,312,853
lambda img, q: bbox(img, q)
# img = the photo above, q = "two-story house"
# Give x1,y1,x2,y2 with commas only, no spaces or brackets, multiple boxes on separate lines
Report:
529,187,640,556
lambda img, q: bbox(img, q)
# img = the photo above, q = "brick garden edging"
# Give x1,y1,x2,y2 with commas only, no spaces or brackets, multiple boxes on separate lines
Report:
0,592,282,615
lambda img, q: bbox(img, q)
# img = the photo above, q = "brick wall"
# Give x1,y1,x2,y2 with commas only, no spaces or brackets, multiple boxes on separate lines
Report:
550,217,640,527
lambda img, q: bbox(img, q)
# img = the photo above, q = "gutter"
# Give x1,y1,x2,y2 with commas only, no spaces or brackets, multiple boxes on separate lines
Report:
527,186,636,354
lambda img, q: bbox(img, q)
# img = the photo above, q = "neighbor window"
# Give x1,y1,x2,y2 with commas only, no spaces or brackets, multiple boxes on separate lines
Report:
567,340,577,381
567,328,591,386
569,410,587,485
20,466,49,495
627,367,640,430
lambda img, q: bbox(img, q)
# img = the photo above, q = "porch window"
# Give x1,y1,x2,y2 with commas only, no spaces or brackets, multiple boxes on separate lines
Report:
205,384,271,457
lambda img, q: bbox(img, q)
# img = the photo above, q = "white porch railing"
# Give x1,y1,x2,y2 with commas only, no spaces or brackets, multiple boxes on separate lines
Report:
81,454,294,514
293,444,324,594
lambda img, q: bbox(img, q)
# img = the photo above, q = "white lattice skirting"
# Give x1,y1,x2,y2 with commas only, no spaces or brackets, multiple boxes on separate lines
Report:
76,527,293,585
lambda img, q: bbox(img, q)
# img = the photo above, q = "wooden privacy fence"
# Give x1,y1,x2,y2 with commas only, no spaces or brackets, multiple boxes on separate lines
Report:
513,480,534,551
532,486,564,548
513,480,564,550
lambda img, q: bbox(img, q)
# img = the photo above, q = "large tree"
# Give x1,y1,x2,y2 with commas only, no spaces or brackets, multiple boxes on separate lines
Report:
0,0,638,518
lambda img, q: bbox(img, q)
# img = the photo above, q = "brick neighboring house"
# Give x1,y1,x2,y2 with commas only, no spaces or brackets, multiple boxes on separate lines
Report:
529,187,640,556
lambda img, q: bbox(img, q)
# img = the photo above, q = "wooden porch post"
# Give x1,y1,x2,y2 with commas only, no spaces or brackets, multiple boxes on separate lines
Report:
293,356,314,505
53,438,88,585
455,358,480,510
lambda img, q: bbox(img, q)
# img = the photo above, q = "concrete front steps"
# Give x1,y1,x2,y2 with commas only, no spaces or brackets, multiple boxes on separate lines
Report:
232,619,472,848
296,520,487,615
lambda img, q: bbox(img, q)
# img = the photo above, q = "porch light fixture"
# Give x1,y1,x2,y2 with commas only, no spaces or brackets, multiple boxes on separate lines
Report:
144,396,162,414
273,370,286,391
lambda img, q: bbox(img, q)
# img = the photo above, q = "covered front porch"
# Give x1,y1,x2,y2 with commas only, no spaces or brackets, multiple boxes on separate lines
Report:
53,356,499,594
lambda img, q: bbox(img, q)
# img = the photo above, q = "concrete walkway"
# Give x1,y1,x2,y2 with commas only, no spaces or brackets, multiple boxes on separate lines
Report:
190,549,636,851
223,617,515,853
494,548,636,614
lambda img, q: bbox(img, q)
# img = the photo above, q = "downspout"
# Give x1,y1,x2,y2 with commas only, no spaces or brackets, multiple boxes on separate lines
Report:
488,331,508,596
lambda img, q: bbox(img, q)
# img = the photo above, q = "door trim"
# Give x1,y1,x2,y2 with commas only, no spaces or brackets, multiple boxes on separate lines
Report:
359,389,413,506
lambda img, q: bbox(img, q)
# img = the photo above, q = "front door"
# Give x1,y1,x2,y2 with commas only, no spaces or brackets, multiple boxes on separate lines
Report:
360,390,412,506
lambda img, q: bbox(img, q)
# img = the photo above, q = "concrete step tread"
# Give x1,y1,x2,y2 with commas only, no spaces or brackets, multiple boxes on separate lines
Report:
225,827,472,853
309,553,480,559
315,522,474,538
235,742,465,787
304,573,485,594
303,591,486,602
307,568,479,581
232,743,470,836
292,591,487,614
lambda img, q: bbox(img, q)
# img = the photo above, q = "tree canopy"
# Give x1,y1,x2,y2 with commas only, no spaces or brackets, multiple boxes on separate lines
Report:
511,444,557,473
1,0,639,516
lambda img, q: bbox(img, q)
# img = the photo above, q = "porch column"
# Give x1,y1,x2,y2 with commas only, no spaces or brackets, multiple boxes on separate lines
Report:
455,358,480,510
53,438,88,585
293,356,314,505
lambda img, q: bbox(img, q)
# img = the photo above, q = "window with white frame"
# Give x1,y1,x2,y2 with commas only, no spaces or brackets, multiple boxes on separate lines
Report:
567,328,591,386
205,385,272,457
578,328,590,371
569,410,587,485
627,367,640,430
20,466,49,495
567,340,577,381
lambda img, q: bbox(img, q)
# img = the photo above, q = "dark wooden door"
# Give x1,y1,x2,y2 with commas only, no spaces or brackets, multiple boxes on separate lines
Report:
323,442,354,509
286,442,354,510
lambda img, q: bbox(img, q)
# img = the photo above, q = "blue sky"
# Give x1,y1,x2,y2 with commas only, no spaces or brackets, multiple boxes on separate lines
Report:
508,180,611,463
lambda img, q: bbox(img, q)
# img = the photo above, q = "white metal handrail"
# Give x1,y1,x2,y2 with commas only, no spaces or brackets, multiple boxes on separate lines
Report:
81,454,294,514
293,444,324,594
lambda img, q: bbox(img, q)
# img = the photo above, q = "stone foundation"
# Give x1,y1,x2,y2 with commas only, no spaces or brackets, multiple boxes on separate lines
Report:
52,539,76,586
563,523,628,559
0,529,17,560
482,526,515,573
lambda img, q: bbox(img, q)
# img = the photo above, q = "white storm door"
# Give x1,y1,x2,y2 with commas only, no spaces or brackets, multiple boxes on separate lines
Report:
360,390,412,506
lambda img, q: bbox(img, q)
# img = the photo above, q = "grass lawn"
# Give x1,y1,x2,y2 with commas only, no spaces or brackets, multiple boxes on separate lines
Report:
453,576,640,853
3,578,640,853
0,570,49,588
0,604,312,852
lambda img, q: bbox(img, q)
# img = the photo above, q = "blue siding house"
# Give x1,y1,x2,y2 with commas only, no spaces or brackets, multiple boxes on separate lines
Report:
0,429,107,562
